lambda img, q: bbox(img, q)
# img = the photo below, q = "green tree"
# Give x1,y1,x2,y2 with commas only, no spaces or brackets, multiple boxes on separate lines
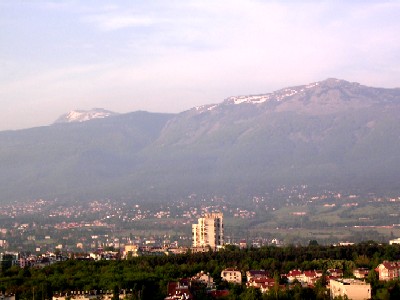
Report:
240,287,262,300
376,288,390,300
112,285,119,300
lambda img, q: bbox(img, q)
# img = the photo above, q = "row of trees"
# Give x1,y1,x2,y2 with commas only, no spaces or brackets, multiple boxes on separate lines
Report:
1,242,400,299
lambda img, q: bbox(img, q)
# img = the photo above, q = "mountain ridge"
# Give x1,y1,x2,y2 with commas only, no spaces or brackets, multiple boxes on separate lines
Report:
1,78,400,204
193,78,400,115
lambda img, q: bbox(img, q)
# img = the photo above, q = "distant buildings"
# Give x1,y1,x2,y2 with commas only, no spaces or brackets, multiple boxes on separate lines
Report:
165,273,228,300
52,290,131,300
389,237,400,245
192,213,224,250
329,279,371,300
0,252,19,271
123,244,138,257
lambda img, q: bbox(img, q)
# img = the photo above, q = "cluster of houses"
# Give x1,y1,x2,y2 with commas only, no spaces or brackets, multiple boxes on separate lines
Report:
0,244,189,271
164,267,373,300
51,290,134,300
243,268,371,299
4,248,400,300
168,264,381,300
52,265,387,300
1,251,69,270
165,271,228,300
221,267,368,286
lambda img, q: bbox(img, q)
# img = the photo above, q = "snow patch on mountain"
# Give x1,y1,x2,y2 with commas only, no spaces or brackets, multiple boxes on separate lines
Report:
192,79,353,113
222,80,333,106
227,94,273,105
54,108,118,124
192,104,219,112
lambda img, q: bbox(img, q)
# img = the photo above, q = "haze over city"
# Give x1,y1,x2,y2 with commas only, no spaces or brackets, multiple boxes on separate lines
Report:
1,0,400,131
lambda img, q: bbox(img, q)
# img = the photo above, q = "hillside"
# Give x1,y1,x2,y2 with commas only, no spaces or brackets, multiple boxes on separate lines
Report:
0,111,174,202
1,79,400,203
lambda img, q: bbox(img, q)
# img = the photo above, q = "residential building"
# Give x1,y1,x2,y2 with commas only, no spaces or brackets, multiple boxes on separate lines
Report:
165,279,193,300
329,279,371,300
123,244,138,258
353,268,369,279
239,240,247,249
389,238,400,245
247,277,275,290
221,268,242,284
191,271,215,289
192,213,224,250
285,269,303,283
246,269,274,290
246,270,269,282
283,269,322,286
327,269,343,278
165,275,228,300
303,270,319,285
376,261,400,281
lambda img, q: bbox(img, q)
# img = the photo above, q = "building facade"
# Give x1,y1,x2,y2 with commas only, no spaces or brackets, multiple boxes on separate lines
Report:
221,268,242,284
389,238,400,245
192,213,224,250
376,261,400,281
329,279,371,300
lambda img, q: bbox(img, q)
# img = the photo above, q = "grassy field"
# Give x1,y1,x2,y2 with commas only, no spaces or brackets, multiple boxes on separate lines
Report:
224,201,400,245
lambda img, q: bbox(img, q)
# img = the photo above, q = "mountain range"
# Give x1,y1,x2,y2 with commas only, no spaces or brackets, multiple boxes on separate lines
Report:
1,78,400,204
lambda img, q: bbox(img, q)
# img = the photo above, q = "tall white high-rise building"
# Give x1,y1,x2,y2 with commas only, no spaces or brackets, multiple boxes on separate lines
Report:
192,213,224,250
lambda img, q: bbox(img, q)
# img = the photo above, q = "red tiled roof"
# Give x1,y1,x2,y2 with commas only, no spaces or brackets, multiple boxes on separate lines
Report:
381,261,400,270
287,270,302,276
254,278,274,283
303,271,317,277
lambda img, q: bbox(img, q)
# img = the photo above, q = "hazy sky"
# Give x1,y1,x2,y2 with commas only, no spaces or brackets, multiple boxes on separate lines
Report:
1,1,399,131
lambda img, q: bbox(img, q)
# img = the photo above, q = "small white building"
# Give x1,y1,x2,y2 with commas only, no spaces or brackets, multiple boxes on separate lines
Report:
191,271,215,289
353,268,369,279
389,238,400,245
330,279,371,300
221,268,242,284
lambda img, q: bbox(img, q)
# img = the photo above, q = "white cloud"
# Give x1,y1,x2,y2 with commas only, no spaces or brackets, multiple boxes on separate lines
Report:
1,0,400,130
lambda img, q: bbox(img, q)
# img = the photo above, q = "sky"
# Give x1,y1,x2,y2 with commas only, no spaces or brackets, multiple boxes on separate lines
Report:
1,0,400,131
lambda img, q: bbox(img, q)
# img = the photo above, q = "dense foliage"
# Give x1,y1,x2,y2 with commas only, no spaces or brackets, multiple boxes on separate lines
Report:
2,242,400,299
